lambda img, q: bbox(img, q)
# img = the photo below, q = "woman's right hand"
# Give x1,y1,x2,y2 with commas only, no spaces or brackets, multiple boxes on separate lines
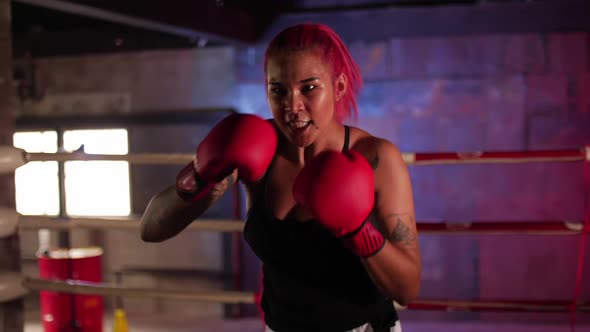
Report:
176,113,277,203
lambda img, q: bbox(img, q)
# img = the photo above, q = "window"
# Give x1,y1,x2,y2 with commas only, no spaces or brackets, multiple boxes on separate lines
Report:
13,129,131,217
13,131,59,216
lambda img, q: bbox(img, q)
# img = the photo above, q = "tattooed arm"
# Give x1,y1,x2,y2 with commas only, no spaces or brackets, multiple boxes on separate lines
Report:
361,140,421,305
140,170,237,242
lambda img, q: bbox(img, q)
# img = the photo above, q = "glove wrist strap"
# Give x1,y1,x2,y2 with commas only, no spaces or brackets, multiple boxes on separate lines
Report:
175,161,214,202
341,220,386,258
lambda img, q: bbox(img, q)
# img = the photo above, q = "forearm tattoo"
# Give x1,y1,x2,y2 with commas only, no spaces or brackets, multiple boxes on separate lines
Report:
388,214,417,248
369,212,417,247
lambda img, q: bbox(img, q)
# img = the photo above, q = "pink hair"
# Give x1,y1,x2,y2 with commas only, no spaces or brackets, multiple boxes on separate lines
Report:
264,23,363,123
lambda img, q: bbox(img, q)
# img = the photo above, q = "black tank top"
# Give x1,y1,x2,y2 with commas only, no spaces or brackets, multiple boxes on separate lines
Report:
243,126,398,332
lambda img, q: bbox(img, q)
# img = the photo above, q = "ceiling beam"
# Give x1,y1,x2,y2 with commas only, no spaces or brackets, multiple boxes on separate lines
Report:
263,0,590,42
12,29,201,58
13,0,279,45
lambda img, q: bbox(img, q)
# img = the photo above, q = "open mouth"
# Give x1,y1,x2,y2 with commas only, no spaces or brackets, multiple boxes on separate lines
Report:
289,120,312,131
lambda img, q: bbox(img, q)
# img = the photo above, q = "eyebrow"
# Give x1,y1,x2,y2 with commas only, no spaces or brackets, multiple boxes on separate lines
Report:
268,77,320,85
300,77,319,83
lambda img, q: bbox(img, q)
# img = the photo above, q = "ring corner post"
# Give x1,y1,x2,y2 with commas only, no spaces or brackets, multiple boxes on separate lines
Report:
0,0,24,329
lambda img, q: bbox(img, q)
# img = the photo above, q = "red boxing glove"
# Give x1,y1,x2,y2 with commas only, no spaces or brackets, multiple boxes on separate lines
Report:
176,113,277,202
293,150,385,257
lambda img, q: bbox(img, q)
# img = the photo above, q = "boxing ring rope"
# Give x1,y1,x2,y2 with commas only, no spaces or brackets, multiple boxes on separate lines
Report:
10,213,587,235
1,145,589,328
9,276,590,312
3,272,589,312
402,149,588,165
0,146,587,172
406,299,590,313
24,151,192,165
28,149,590,165
23,277,257,305
15,215,244,232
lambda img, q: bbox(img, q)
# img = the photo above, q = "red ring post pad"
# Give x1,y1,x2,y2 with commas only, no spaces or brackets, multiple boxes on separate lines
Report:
405,299,589,312
408,149,585,164
417,221,586,234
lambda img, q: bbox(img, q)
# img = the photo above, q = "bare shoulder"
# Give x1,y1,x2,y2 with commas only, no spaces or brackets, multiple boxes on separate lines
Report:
348,126,404,172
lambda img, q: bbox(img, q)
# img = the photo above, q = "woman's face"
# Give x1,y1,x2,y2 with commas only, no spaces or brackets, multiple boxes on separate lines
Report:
266,49,345,147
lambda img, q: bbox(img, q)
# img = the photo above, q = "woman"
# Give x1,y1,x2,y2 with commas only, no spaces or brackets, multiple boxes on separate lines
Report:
140,23,421,332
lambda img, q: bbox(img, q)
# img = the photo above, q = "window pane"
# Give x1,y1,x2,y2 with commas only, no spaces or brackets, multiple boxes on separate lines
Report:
63,129,128,154
13,131,59,216
63,129,130,217
13,131,58,154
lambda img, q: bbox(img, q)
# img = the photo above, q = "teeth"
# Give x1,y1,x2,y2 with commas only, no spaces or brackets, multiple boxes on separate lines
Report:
290,121,310,129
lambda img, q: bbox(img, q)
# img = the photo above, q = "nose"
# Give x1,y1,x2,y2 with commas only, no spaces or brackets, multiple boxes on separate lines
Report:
284,90,304,113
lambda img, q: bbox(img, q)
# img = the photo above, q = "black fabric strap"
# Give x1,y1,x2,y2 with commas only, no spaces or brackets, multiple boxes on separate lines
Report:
342,125,350,152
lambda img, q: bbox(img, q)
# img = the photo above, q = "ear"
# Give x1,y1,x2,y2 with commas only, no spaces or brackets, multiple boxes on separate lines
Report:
334,73,347,102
